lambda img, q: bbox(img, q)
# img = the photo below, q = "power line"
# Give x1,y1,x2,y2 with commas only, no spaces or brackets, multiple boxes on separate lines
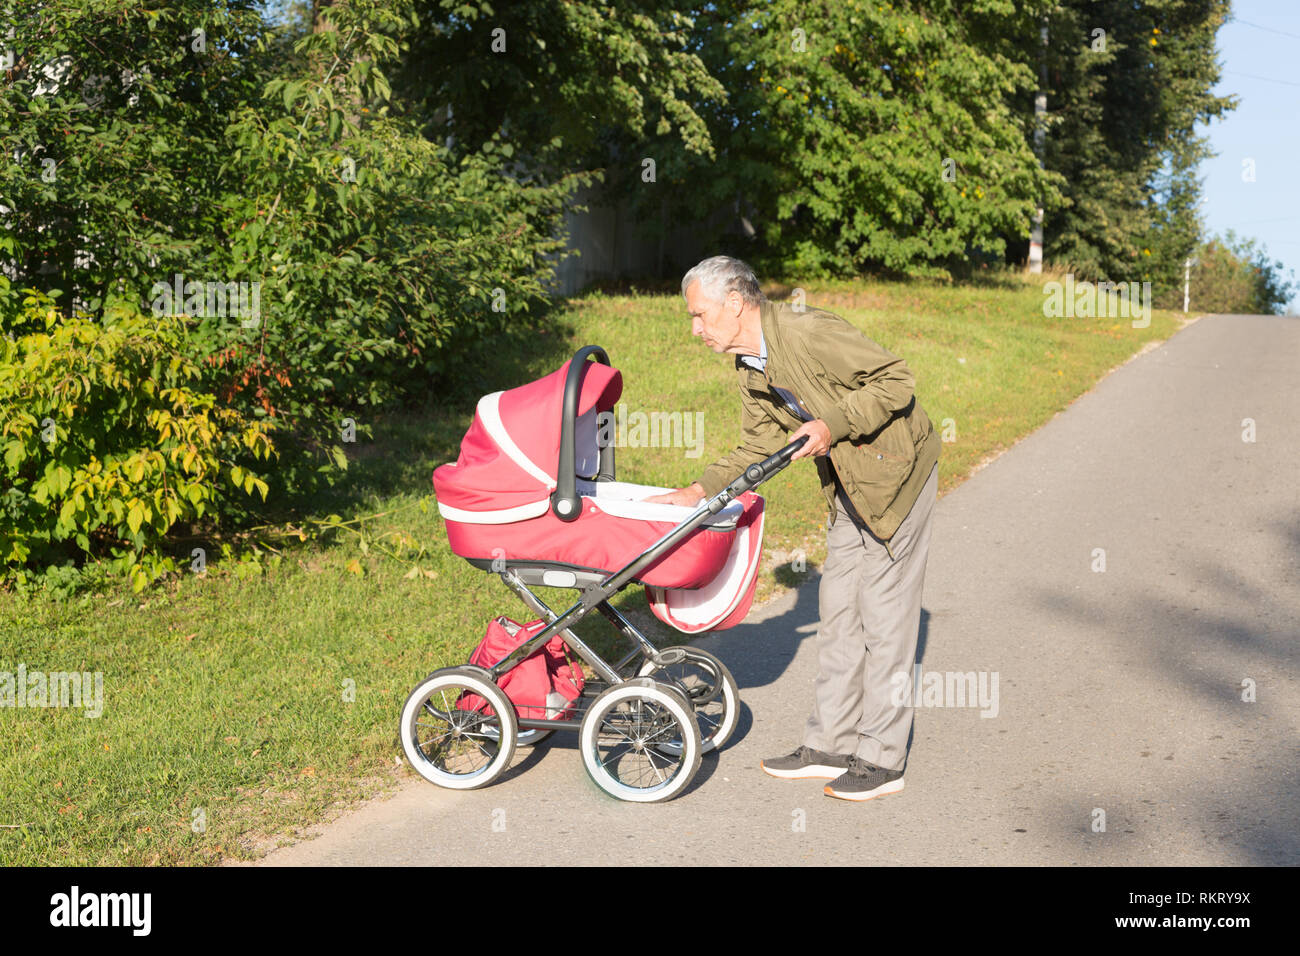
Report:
1222,69,1300,88
1233,18,1300,42
1230,216,1300,226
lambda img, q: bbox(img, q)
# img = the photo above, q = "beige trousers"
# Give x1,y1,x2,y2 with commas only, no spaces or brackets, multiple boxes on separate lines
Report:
803,462,938,771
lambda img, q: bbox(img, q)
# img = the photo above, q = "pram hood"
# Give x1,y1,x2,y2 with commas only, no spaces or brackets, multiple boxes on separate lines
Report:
434,357,622,523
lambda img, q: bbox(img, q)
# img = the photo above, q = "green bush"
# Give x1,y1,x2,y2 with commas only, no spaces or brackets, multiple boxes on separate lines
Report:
0,0,581,466
1,294,275,590
1180,232,1297,315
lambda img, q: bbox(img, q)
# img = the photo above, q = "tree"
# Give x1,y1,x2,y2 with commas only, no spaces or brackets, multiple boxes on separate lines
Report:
0,0,577,455
604,0,1064,279
1186,231,1296,315
394,0,725,177
0,0,269,318
1017,0,1235,291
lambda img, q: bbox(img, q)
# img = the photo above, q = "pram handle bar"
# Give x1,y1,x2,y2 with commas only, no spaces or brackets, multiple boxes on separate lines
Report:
738,435,808,499
553,345,617,522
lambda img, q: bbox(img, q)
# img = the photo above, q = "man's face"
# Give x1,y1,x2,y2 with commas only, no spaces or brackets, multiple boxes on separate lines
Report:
685,281,744,353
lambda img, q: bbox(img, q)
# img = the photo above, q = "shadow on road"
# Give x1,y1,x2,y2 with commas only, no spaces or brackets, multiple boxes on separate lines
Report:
702,577,934,695
1023,511,1300,865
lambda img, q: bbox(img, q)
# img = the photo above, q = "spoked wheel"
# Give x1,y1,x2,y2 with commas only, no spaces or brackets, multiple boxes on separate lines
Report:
637,647,739,755
400,666,517,790
580,678,701,803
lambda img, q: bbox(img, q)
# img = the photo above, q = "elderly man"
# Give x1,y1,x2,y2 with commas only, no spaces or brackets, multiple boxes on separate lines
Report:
645,255,940,801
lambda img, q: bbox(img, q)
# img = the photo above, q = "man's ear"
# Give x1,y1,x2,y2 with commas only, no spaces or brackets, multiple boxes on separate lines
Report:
727,289,744,317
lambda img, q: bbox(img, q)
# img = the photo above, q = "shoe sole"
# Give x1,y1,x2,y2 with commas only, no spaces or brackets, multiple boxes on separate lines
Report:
823,778,905,801
761,762,848,780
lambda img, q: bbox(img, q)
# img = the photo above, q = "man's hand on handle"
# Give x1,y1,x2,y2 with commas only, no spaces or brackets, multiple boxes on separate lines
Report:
789,419,832,459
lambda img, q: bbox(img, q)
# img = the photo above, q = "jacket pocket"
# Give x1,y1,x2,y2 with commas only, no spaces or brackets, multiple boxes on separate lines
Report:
834,420,915,522
872,416,918,468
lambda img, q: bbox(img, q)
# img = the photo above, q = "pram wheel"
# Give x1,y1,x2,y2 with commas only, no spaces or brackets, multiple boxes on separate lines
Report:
637,647,739,755
580,678,701,803
400,667,517,790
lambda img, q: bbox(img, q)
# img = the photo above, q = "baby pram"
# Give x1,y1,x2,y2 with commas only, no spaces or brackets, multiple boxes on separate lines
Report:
401,345,806,802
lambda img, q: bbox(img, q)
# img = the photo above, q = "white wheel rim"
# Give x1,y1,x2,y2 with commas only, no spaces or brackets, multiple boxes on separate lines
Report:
637,654,738,754
401,673,515,790
580,684,699,803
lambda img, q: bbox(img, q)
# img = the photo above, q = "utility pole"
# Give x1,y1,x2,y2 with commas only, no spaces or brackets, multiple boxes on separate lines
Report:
1183,257,1198,313
1028,13,1048,274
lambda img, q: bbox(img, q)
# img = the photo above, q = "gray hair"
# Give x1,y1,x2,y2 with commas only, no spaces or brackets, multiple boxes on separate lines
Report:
681,255,764,306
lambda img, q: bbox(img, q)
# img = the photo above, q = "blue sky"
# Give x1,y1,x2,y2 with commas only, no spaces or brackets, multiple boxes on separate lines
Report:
1199,1,1300,313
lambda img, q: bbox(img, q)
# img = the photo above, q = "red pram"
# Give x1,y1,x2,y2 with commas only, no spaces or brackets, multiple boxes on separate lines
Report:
400,346,805,802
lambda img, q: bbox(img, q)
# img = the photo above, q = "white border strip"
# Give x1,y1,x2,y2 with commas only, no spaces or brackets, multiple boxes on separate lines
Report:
477,391,555,488
437,498,552,525
649,506,765,632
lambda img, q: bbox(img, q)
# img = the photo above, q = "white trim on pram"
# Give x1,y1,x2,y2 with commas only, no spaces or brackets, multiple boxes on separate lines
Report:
479,390,556,488
437,498,553,524
576,479,742,529
646,510,763,631
438,480,743,528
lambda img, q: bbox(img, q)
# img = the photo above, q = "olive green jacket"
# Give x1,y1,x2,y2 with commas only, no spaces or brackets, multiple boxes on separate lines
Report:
693,299,941,543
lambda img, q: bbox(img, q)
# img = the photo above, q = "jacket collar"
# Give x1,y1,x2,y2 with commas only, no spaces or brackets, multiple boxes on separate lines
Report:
736,299,785,381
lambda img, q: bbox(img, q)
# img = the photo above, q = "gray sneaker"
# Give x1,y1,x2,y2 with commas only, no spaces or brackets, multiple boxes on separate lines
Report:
822,756,905,801
761,745,851,779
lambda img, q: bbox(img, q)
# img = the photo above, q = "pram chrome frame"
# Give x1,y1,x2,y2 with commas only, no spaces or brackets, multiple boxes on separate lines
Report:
406,344,806,800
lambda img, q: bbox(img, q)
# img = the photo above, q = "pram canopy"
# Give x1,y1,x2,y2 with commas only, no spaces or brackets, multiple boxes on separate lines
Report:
433,353,623,524
434,347,768,631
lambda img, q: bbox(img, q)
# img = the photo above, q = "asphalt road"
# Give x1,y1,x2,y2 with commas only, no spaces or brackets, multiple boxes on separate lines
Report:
257,313,1299,866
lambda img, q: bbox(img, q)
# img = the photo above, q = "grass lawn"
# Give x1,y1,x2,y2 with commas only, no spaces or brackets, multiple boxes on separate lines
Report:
0,273,1187,865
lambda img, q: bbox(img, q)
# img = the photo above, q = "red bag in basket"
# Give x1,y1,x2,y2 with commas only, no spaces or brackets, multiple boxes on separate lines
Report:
458,616,584,720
